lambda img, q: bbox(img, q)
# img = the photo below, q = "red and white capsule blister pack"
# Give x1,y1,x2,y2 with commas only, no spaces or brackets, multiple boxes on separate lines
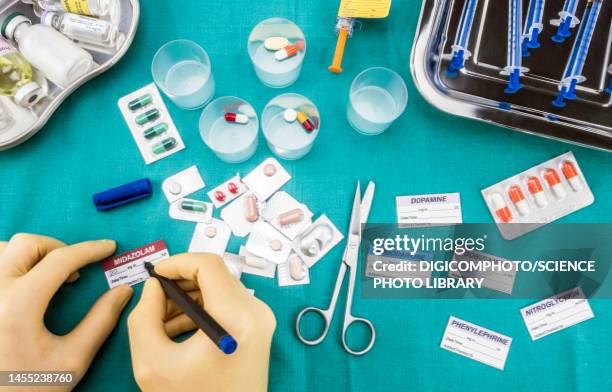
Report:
481,152,594,240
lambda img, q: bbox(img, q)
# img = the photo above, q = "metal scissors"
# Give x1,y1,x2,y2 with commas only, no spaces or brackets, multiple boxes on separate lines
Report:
295,181,375,355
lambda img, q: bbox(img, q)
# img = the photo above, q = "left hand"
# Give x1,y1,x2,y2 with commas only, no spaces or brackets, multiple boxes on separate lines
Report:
0,233,134,392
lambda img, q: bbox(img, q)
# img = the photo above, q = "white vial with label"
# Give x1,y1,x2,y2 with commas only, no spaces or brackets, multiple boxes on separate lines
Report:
2,12,93,88
41,11,120,52
0,38,44,107
21,0,113,18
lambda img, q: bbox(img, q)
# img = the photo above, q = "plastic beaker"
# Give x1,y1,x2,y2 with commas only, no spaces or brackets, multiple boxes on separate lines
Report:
347,67,408,135
199,96,259,163
262,93,319,160
152,40,215,110
248,18,306,88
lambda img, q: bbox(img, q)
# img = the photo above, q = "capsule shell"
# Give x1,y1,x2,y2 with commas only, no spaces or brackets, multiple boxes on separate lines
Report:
527,177,548,208
562,161,583,192
278,208,304,226
143,122,168,139
296,111,315,132
215,191,226,202
136,108,160,125
489,193,512,223
180,200,208,213
227,182,239,194
128,93,153,111
225,112,249,124
508,186,529,216
245,195,259,222
152,137,177,154
544,169,566,199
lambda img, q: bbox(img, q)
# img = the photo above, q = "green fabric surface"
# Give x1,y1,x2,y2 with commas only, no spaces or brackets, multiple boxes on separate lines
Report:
1,0,611,391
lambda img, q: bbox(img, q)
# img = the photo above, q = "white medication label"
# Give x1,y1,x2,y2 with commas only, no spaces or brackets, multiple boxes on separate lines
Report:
520,287,594,341
396,193,462,226
102,240,169,289
440,316,512,370
449,249,517,295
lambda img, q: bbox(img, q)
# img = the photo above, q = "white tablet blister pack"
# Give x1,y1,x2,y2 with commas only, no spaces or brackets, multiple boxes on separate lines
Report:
245,221,292,264
220,193,261,237
278,253,310,286
169,198,213,223
118,83,185,164
207,174,248,209
162,166,206,203
292,215,344,268
188,219,231,256
239,246,276,278
222,253,245,279
481,152,594,240
242,158,291,201
262,191,313,240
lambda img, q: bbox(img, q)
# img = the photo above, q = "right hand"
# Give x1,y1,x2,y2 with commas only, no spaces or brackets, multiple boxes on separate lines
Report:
127,253,276,392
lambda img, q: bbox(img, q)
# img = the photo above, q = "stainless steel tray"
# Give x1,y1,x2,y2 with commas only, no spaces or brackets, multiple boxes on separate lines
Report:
0,0,140,150
410,0,612,151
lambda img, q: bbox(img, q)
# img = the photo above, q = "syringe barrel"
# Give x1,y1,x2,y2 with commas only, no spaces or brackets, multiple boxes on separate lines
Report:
564,0,602,81
453,0,479,52
507,0,523,69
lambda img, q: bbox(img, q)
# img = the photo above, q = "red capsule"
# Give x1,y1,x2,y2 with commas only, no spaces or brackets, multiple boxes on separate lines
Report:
227,182,239,194
215,190,226,202
543,168,561,186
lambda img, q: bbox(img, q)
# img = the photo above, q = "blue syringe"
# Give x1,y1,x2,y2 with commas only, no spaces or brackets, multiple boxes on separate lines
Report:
447,0,479,77
605,65,612,94
550,0,580,43
553,0,602,107
501,0,528,94
522,0,545,56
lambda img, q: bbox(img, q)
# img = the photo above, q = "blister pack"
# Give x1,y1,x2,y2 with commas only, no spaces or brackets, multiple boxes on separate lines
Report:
481,152,594,240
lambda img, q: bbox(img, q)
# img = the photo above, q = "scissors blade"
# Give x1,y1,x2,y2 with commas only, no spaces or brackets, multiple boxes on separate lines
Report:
360,181,375,225
348,182,362,236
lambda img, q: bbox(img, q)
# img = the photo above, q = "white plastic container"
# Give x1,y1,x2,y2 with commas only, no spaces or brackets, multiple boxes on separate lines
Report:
2,12,94,88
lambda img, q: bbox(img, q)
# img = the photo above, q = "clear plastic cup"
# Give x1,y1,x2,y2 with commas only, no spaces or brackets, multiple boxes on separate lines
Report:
347,67,408,135
248,18,306,88
262,93,319,160
199,96,259,163
152,40,215,110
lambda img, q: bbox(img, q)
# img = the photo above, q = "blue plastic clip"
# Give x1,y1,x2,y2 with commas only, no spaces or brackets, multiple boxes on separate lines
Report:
93,178,152,211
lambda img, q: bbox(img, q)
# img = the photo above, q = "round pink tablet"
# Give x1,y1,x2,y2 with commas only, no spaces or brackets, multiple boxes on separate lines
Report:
263,163,277,177
269,239,283,251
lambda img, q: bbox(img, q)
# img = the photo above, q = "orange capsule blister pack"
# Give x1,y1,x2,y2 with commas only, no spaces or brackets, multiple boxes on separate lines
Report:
481,152,594,240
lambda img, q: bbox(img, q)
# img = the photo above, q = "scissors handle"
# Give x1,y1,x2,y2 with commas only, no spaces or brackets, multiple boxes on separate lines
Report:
295,306,333,346
342,315,376,356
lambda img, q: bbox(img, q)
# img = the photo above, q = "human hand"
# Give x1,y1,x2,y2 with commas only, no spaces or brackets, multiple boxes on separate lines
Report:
128,253,276,392
0,234,134,392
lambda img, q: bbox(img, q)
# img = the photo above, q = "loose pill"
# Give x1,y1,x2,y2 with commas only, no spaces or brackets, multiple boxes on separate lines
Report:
128,93,153,111
527,176,548,208
264,36,290,51
135,108,160,126
289,255,306,280
508,186,529,216
543,168,566,199
263,163,276,177
225,112,249,124
274,40,305,61
278,208,304,226
283,108,297,123
561,161,583,192
205,226,217,238
270,239,283,252
296,111,315,132
489,193,512,223
245,195,259,222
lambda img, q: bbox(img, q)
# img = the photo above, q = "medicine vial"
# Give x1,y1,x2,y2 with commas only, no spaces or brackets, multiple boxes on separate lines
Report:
507,185,529,216
41,11,120,52
1,12,93,88
489,193,512,223
23,0,114,18
0,37,44,106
